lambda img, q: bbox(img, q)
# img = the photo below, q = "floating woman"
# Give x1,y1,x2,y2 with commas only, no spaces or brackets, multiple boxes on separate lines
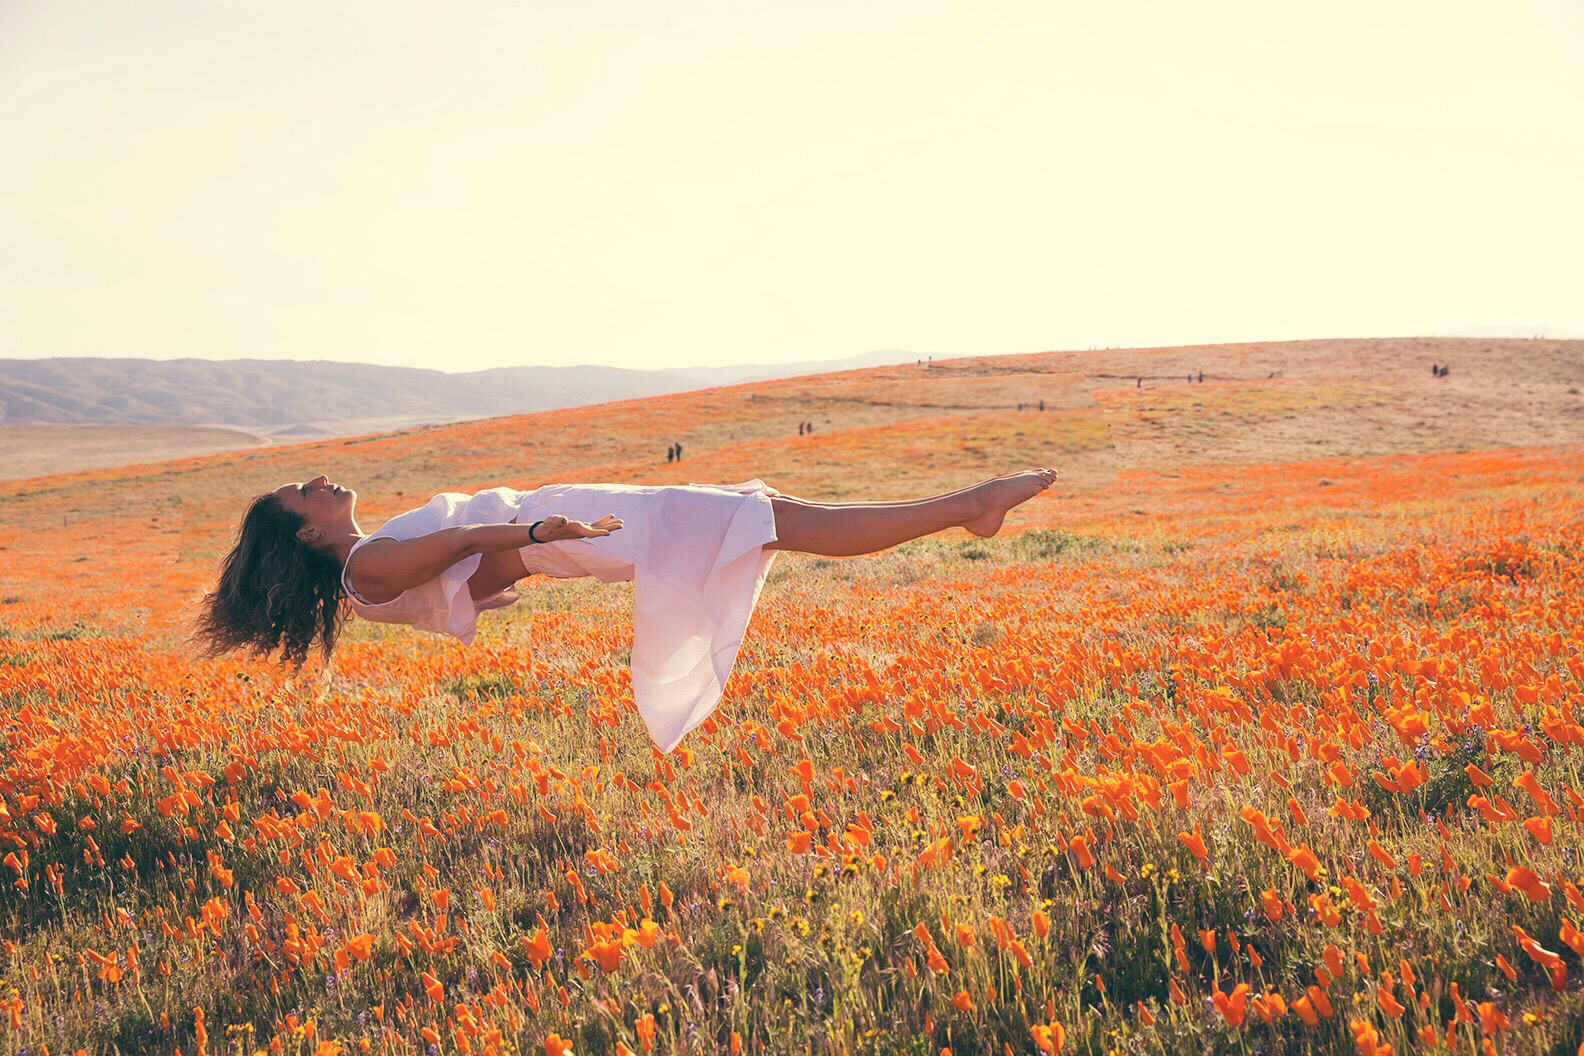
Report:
194,470,1058,752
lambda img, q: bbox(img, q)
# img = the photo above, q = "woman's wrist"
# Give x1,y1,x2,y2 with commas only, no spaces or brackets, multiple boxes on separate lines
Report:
528,520,547,544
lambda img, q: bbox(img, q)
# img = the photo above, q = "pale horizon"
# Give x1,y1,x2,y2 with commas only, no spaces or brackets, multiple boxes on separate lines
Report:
3,1,1581,374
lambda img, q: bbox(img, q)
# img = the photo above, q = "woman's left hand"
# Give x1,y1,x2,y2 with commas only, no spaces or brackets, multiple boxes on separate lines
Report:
537,514,623,542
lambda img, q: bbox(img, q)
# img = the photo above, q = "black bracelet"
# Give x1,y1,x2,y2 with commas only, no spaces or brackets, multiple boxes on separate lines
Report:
528,520,547,544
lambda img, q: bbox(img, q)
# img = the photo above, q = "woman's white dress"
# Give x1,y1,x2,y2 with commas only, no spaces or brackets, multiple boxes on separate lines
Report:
340,481,779,754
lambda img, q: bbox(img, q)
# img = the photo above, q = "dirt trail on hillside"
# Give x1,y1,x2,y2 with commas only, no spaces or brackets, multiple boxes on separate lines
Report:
917,337,1584,471
0,424,274,482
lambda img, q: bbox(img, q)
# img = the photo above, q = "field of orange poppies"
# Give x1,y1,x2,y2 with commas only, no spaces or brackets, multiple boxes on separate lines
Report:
2,338,1582,1055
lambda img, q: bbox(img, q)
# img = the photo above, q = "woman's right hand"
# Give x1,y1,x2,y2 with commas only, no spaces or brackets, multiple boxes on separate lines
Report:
536,514,623,542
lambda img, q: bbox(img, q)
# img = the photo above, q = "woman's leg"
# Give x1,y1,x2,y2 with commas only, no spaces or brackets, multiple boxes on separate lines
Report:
765,469,1058,557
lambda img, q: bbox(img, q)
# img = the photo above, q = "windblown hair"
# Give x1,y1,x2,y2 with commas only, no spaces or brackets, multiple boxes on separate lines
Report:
192,493,346,668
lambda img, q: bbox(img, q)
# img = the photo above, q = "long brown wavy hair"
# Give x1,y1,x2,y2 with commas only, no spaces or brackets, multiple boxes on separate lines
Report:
192,493,346,668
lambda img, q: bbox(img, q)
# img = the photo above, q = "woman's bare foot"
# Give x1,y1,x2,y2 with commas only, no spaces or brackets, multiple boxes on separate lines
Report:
961,469,1059,538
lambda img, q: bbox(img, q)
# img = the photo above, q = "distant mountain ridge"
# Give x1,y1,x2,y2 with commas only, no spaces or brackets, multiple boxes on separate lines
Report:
0,349,945,432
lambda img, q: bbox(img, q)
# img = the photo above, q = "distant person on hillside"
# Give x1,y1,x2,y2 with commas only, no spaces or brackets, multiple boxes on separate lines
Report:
193,469,1058,753
666,445,675,463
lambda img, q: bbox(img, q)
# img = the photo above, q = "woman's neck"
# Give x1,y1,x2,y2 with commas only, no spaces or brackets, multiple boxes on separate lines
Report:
328,531,365,567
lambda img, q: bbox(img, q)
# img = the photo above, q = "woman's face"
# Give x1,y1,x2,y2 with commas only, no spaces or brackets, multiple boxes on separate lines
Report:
273,475,357,541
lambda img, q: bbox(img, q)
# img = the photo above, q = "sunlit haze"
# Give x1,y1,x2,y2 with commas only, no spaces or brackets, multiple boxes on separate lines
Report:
2,1,1580,373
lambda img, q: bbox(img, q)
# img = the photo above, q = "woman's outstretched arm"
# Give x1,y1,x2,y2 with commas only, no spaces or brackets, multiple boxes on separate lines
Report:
347,516,621,603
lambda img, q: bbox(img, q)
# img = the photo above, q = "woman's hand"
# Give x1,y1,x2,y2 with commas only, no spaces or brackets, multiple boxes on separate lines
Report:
535,514,622,542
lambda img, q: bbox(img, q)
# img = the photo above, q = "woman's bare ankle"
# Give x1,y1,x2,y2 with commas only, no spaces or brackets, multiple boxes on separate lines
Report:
961,470,1058,538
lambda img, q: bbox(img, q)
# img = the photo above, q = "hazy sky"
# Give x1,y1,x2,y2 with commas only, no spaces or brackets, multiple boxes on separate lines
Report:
3,1,1581,373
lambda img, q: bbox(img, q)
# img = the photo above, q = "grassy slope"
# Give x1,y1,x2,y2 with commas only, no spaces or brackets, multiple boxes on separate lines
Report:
0,337,1582,1054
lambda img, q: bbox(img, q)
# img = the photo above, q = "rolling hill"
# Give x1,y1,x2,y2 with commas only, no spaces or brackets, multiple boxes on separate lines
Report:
0,357,704,429
0,349,972,478
2,334,1579,588
0,348,956,432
